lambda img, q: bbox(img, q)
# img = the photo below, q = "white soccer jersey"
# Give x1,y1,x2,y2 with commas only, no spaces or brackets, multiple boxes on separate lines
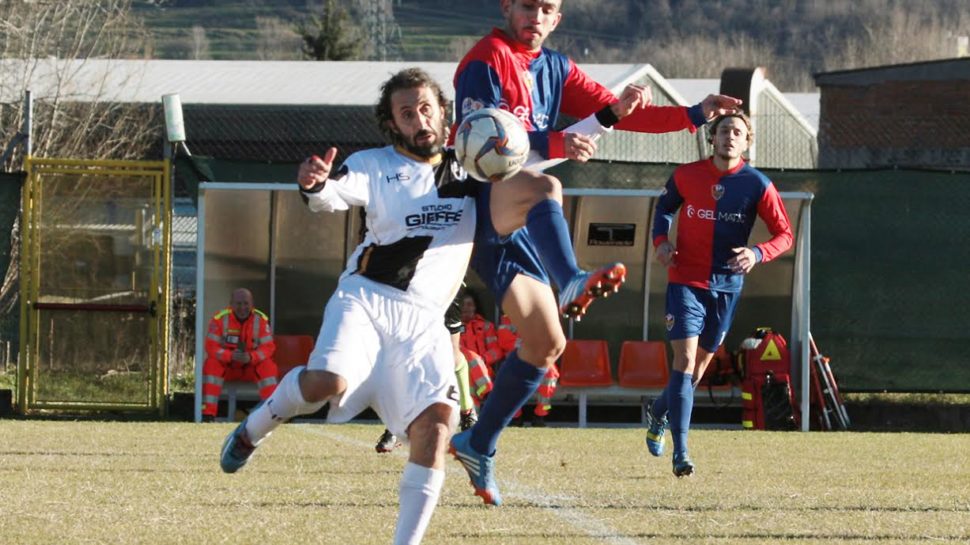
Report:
302,146,476,311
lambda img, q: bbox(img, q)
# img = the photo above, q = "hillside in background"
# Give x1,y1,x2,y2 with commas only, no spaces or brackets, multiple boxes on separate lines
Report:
133,0,969,91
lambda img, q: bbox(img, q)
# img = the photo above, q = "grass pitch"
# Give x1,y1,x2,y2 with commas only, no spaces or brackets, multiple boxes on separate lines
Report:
0,420,967,544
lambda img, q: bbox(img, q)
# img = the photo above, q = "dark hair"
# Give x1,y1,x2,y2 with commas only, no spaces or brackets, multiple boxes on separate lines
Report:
707,112,754,146
462,287,484,314
375,67,449,143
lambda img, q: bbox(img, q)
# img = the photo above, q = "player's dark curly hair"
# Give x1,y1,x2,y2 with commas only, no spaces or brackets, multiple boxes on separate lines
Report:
375,67,450,143
707,112,754,146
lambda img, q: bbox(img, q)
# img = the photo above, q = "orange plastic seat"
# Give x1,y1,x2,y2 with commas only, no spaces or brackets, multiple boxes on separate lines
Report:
557,339,613,427
273,334,315,379
618,341,669,389
559,339,613,388
224,334,315,421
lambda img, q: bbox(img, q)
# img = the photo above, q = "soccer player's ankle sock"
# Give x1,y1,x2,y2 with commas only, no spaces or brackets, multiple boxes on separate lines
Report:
525,199,582,290
651,386,670,419
245,367,327,442
652,377,700,419
453,350,474,413
668,370,694,458
393,462,445,545
470,350,544,455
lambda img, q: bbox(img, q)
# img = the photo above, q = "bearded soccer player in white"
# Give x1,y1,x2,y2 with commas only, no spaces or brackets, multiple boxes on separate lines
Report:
220,68,475,545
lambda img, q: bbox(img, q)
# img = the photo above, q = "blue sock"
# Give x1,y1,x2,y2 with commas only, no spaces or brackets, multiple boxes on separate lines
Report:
525,199,582,290
667,371,694,458
651,387,670,419
470,350,544,455
652,379,699,419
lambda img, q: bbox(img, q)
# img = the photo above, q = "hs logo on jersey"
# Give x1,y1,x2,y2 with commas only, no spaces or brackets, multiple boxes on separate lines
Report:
386,172,410,184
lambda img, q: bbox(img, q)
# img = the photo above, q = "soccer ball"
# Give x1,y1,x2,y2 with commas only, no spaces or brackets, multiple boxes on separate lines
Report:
454,108,530,182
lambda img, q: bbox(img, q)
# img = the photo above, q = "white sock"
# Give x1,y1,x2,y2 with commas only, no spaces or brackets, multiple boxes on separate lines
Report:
245,366,327,443
392,463,445,545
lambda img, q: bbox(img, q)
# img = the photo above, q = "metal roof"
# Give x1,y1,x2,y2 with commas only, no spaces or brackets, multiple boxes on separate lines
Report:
814,57,970,86
0,59,647,105
1,59,818,123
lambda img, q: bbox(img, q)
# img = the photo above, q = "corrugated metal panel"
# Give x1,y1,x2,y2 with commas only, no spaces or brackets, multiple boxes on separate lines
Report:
0,59,643,105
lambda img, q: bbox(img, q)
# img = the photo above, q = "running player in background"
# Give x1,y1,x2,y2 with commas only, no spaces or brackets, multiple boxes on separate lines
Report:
646,113,793,477
220,67,475,545
449,0,743,506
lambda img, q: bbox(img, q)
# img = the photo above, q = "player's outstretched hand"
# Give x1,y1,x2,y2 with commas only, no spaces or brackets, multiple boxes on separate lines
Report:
564,133,598,162
612,83,652,119
701,94,743,120
727,246,757,274
298,147,338,190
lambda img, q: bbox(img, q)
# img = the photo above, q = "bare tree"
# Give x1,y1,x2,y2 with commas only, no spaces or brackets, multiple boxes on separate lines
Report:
0,0,159,329
255,16,301,60
189,25,211,60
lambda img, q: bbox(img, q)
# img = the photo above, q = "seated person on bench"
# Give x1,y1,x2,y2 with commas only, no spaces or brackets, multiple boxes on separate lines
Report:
201,288,278,421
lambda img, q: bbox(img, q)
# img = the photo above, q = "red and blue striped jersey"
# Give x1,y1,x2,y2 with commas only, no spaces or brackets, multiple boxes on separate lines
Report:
452,28,707,159
652,158,793,292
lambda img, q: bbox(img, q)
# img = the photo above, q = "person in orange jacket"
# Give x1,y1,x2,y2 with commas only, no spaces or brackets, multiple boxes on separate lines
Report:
459,290,505,371
497,314,558,427
202,288,278,421
458,289,503,404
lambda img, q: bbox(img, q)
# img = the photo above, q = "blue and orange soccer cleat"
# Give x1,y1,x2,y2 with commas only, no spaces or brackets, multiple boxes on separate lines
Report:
558,263,627,320
220,418,258,474
449,429,502,506
644,400,668,457
673,453,695,478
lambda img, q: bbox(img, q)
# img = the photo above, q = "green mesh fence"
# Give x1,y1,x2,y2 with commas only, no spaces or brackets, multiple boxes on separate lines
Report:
550,160,970,392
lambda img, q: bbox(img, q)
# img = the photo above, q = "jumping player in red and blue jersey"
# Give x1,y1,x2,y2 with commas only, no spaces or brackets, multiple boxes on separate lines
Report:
646,113,793,477
448,0,744,506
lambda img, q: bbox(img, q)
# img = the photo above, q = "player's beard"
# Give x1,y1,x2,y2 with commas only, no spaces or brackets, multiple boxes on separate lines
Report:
394,118,448,158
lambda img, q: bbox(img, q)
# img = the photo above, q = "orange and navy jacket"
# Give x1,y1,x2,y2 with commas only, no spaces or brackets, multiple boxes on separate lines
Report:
205,308,276,364
452,28,707,159
652,158,793,292
496,314,519,354
460,313,506,369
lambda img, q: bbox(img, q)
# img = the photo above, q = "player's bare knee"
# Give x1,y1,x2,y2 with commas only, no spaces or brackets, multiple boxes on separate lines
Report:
520,333,565,368
299,370,344,403
407,404,453,467
536,173,563,202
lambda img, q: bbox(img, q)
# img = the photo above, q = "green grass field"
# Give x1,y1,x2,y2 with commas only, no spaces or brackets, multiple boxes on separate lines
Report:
1,420,967,544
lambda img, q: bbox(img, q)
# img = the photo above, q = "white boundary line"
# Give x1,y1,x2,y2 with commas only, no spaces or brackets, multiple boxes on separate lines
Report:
297,424,642,545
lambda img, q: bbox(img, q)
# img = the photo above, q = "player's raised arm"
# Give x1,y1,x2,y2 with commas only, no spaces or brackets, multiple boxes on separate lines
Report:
701,94,744,121
611,83,652,119
297,147,338,191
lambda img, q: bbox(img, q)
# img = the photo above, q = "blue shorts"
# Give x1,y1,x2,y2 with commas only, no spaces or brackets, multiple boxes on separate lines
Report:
470,183,550,304
664,283,740,352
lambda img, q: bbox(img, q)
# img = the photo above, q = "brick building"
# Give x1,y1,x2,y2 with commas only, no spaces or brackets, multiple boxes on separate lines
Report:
815,58,970,169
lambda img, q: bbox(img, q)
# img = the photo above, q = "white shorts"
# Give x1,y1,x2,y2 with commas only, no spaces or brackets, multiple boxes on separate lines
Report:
308,275,459,439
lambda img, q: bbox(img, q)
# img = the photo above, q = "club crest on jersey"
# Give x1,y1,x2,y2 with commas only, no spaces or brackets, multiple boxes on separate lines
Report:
522,70,534,91
711,184,725,200
665,313,675,331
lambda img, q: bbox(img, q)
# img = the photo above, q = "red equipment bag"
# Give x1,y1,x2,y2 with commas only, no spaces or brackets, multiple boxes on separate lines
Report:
738,328,799,430
737,327,790,378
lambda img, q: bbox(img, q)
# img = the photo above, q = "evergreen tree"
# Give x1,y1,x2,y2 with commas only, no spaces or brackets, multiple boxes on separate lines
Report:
298,0,360,61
